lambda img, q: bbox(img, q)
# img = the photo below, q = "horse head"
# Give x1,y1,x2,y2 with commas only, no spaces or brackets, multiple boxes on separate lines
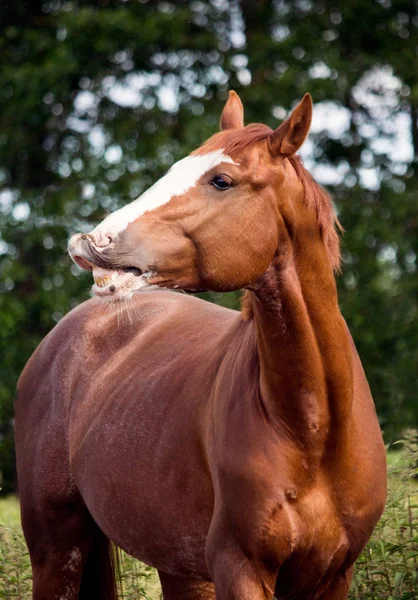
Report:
68,92,335,300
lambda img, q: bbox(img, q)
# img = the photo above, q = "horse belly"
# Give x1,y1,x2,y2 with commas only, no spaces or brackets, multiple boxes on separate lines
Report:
70,405,214,578
96,487,211,578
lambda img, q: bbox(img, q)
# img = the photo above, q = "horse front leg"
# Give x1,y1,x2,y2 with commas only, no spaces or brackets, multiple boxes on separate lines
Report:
206,530,277,600
158,572,216,600
209,555,276,600
316,567,354,600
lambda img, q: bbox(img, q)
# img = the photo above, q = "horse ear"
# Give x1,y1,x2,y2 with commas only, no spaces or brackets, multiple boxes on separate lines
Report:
220,91,244,131
269,94,313,157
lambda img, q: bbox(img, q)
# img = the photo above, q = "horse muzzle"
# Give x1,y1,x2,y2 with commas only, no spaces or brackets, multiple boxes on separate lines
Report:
68,233,120,271
68,232,155,300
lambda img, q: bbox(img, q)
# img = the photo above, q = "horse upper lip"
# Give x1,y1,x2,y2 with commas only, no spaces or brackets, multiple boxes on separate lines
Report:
69,233,116,271
69,233,144,276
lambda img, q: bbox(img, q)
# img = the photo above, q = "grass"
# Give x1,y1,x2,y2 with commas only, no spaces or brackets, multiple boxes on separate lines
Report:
1,432,417,599
350,431,418,600
0,497,31,599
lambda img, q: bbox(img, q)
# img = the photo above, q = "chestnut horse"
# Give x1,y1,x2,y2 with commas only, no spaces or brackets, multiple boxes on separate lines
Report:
15,92,386,600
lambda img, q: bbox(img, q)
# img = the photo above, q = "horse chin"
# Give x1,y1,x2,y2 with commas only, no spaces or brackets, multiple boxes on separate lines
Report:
91,266,157,301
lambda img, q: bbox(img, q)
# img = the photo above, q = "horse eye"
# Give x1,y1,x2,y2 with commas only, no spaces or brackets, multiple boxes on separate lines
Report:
211,176,232,191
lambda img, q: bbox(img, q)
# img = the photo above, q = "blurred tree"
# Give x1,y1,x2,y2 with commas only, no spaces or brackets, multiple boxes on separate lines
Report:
0,0,417,492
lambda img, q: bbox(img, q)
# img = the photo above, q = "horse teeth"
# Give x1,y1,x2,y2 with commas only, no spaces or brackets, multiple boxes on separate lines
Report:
95,277,104,287
94,272,117,287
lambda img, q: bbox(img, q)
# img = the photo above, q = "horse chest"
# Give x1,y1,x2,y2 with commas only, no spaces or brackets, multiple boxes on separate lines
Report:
267,488,352,598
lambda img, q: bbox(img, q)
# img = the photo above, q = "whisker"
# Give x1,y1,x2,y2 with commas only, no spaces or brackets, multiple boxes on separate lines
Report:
125,299,134,326
116,301,122,329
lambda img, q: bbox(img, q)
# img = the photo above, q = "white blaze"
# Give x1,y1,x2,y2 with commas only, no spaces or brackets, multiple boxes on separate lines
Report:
91,149,235,242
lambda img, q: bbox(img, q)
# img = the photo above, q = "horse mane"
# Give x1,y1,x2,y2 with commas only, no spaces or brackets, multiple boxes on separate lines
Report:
287,154,342,273
195,124,342,319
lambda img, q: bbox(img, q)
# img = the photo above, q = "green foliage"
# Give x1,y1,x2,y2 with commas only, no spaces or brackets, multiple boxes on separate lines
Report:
1,0,418,492
0,497,31,599
0,440,417,599
350,431,418,599
117,553,160,600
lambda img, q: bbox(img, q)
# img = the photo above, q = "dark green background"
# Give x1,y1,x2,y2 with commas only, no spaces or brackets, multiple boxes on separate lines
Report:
1,0,417,493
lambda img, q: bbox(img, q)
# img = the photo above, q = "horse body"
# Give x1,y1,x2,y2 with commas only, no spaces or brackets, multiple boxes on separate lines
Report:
17,291,385,599
15,92,386,600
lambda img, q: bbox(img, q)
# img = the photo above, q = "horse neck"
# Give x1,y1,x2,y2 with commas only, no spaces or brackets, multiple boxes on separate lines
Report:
249,223,353,461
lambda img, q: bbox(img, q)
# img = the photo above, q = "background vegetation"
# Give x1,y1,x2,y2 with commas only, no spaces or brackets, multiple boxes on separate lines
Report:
0,0,416,513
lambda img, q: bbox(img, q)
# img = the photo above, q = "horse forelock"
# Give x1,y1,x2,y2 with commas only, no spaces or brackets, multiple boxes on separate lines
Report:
192,123,273,158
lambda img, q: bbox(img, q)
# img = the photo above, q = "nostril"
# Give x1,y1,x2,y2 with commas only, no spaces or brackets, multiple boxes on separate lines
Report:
93,230,112,248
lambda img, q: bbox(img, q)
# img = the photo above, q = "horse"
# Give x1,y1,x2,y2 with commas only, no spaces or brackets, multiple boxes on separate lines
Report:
15,91,387,600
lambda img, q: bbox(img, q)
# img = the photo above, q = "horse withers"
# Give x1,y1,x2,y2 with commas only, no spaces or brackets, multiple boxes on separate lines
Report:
15,92,387,600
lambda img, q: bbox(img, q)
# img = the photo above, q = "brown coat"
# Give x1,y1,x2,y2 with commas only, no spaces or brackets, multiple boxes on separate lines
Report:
15,92,386,600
